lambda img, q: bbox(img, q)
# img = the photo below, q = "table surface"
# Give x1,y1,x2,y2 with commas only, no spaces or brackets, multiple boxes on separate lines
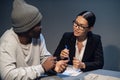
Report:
62,69,120,80
41,69,120,80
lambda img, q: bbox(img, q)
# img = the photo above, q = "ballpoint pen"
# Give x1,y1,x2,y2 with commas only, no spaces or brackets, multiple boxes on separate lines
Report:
65,45,68,49
64,45,70,61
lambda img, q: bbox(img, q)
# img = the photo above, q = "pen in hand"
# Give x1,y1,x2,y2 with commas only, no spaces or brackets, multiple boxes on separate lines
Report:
64,45,70,61
65,45,68,49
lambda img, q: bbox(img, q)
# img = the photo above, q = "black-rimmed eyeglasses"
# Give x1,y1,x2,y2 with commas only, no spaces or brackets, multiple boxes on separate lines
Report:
73,20,89,31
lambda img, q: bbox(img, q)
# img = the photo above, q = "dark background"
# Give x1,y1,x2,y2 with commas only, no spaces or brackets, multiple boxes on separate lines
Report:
0,0,120,71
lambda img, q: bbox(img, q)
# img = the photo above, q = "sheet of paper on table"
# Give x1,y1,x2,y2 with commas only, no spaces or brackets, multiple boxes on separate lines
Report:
61,65,82,76
84,73,120,80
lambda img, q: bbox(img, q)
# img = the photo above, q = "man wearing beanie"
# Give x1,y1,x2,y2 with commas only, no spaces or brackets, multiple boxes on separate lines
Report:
0,0,68,80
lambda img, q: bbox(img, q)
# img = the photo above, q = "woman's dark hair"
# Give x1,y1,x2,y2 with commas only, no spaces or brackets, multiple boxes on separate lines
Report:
77,11,96,27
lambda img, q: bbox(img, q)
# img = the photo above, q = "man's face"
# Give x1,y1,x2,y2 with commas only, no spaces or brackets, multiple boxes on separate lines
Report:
28,22,42,39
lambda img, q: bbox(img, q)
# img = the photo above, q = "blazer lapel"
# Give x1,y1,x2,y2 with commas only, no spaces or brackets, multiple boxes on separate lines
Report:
82,32,93,62
69,33,76,63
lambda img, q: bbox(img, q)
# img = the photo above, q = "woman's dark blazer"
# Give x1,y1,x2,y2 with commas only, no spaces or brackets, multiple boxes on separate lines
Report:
53,31,104,72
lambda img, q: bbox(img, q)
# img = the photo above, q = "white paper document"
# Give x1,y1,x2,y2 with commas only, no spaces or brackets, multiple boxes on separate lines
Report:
62,65,82,76
84,73,120,80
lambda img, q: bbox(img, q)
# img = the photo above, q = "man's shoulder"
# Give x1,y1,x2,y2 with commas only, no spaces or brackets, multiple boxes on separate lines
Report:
0,28,18,45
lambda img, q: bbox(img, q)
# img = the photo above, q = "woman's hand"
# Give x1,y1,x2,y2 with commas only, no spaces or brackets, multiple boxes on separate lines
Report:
60,49,69,60
73,57,86,69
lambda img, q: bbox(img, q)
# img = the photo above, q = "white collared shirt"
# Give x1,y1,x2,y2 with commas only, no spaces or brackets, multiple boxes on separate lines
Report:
75,38,87,61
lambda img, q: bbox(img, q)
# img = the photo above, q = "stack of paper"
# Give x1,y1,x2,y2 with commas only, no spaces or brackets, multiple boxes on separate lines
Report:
62,65,82,76
84,73,120,80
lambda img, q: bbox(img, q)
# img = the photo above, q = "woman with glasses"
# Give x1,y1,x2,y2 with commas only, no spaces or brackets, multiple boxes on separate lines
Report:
53,11,104,72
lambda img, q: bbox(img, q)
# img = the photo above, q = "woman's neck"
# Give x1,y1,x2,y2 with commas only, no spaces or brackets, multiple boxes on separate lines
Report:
76,36,87,42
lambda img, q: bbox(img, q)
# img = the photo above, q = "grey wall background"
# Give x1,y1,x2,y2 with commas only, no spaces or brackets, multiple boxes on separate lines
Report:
0,0,120,71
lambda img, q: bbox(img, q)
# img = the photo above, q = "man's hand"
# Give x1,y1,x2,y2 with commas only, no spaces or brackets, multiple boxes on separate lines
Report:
54,60,68,73
42,56,56,72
